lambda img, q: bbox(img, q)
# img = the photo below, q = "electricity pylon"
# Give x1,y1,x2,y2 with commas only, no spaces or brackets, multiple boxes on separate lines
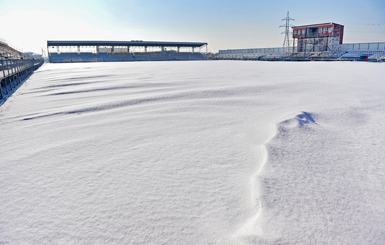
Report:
280,11,295,51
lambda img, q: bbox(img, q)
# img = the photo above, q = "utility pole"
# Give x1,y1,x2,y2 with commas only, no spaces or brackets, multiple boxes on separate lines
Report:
280,11,295,52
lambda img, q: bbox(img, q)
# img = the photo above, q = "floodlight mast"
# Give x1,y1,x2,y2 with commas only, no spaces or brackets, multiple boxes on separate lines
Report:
279,11,295,52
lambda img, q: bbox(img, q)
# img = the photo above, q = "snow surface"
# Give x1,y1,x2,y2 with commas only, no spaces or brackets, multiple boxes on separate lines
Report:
0,61,385,244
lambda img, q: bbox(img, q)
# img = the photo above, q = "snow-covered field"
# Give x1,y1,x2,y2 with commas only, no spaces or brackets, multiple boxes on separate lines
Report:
1,61,384,244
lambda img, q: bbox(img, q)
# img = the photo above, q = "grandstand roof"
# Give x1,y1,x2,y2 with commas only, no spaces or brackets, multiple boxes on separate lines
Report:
292,22,343,29
47,40,207,47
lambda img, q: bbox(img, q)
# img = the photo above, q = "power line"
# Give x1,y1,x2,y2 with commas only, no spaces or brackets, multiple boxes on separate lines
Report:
346,31,385,33
345,23,383,25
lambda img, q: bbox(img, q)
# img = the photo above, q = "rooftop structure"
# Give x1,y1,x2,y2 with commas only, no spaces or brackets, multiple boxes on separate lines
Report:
47,40,207,54
47,40,208,63
47,40,207,48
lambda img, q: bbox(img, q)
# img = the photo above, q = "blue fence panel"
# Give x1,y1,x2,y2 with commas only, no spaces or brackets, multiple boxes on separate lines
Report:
219,42,385,55
369,43,379,50
339,42,385,51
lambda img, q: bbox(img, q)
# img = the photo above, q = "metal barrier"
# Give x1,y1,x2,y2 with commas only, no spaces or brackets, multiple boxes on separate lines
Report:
219,42,385,55
219,47,291,55
0,59,44,100
340,42,385,52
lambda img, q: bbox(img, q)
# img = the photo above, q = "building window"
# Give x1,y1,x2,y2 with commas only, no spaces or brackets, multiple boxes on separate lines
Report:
328,27,333,33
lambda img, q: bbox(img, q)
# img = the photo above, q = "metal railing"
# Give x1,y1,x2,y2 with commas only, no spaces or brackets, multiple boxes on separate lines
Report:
1,58,44,100
1,59,41,78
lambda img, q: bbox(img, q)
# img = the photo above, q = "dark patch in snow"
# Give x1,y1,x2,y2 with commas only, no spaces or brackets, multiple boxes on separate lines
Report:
297,111,316,127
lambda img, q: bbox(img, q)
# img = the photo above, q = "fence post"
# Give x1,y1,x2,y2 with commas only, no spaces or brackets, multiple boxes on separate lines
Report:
11,60,17,88
2,59,6,79
15,59,20,84
0,78,3,99
4,60,9,91
0,60,3,98
5,59,9,77
5,65,11,91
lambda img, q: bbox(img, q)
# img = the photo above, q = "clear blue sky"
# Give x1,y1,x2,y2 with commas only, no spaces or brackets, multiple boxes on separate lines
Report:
0,0,384,53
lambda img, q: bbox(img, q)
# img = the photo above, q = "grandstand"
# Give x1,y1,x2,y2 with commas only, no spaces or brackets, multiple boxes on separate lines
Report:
48,40,207,63
217,42,385,62
0,38,30,59
217,22,385,62
1,38,44,101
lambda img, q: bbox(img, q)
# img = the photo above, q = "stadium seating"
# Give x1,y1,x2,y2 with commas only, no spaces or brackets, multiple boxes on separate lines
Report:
49,52,207,63
368,51,385,62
